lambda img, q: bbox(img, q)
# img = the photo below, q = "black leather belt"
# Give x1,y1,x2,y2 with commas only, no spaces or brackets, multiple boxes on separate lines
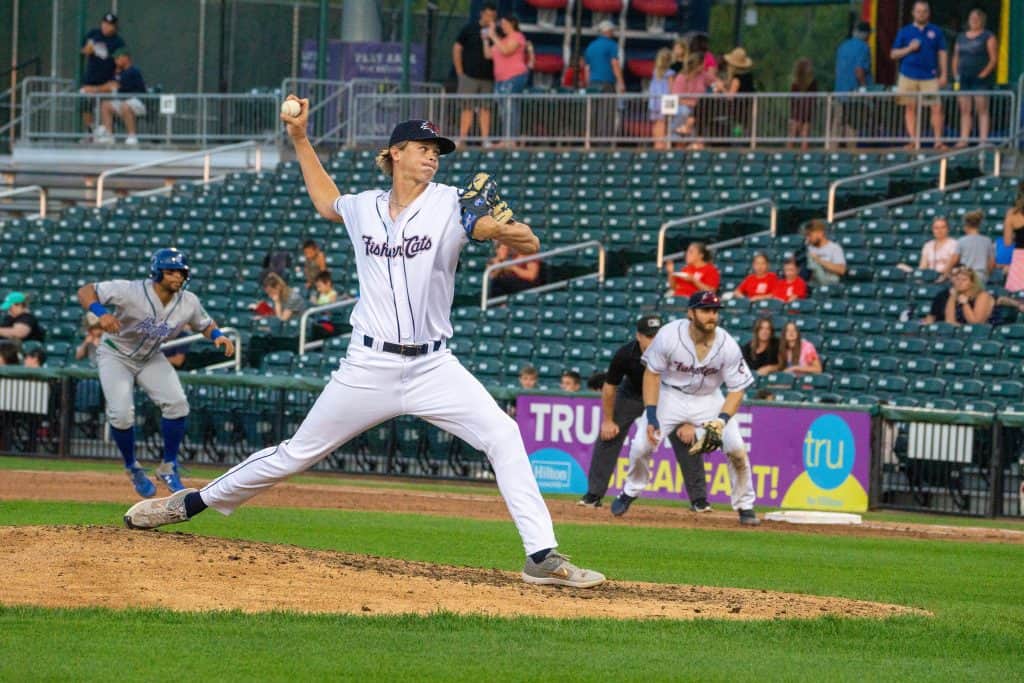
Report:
363,335,442,357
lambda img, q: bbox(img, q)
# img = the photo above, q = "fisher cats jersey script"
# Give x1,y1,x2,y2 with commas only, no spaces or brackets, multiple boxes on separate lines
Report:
332,183,467,345
94,279,211,361
642,319,754,396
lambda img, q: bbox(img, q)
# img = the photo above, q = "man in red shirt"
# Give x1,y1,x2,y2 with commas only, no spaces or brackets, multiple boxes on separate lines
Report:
734,253,778,300
772,259,808,302
666,242,720,297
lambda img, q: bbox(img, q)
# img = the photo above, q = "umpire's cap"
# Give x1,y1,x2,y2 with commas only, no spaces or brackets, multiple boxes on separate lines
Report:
388,120,456,155
688,291,722,310
636,314,663,336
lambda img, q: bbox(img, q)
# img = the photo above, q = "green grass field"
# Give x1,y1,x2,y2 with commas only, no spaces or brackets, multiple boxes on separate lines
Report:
2,458,1023,681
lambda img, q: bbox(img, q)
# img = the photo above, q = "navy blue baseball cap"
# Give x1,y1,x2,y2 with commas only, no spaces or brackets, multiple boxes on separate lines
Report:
636,314,663,336
387,120,456,155
688,291,722,309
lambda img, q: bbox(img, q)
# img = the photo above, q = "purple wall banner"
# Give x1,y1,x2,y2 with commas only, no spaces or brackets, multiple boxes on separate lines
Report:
341,42,425,81
516,395,871,512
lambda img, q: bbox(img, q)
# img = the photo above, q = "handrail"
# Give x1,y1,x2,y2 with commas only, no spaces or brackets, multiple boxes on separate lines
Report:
0,57,41,82
298,298,358,354
160,326,242,373
656,199,777,268
0,185,47,217
481,240,606,310
826,144,1000,222
95,139,264,207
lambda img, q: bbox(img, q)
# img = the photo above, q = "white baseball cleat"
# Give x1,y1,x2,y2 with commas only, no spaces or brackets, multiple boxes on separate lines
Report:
522,551,605,588
124,488,196,529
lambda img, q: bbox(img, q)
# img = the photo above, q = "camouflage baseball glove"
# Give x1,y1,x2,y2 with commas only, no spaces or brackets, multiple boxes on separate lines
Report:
459,173,514,234
688,418,724,456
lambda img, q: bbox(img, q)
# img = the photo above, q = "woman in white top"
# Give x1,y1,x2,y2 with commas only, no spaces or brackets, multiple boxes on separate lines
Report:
919,216,960,280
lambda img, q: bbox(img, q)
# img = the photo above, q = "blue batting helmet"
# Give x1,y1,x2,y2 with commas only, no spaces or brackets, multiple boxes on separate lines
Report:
150,248,190,284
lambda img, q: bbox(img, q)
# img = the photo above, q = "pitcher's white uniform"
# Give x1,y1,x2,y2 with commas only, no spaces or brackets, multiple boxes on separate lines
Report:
641,319,756,510
94,279,211,430
197,183,558,554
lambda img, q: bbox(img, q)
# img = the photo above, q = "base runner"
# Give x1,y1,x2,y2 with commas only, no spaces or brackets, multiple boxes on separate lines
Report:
612,291,761,525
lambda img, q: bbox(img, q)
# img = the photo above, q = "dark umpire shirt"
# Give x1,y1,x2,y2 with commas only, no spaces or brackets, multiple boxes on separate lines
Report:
81,29,126,85
605,340,645,400
455,22,494,80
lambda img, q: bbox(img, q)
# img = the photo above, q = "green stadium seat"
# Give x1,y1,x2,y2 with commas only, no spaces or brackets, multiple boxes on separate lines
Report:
978,360,1016,379
478,322,507,339
911,377,947,396
762,372,795,390
835,373,871,393
894,338,928,356
507,323,537,340
866,355,900,374
873,375,910,396
931,339,965,356
994,324,1024,342
823,336,858,354
797,373,834,392
941,359,977,376
985,381,1024,403
948,378,985,397
902,357,939,375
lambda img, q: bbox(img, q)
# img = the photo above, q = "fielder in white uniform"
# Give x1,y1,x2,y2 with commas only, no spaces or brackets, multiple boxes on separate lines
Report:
76,248,235,497
622,290,760,525
123,97,605,588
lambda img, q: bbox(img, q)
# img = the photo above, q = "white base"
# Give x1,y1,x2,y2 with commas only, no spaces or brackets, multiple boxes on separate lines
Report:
764,510,863,525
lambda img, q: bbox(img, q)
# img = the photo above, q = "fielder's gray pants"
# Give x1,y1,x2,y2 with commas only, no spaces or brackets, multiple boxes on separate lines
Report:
96,345,189,430
586,393,643,497
668,431,708,503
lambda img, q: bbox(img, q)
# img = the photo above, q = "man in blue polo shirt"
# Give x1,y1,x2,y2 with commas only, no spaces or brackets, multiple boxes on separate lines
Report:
890,1,948,149
584,20,624,140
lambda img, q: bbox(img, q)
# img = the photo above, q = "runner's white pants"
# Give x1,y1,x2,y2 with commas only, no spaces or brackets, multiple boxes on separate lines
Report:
622,413,657,498
199,343,558,554
657,389,756,510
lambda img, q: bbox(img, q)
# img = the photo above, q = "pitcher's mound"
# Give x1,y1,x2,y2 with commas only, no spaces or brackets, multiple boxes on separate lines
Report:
0,526,925,620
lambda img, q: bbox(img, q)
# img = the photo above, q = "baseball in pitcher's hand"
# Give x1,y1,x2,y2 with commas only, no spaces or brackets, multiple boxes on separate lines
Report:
281,95,310,140
599,419,619,441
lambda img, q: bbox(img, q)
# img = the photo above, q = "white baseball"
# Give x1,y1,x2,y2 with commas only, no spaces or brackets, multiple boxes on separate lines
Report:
281,100,301,117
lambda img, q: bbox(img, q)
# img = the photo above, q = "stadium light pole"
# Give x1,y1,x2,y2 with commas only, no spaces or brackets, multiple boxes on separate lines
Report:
400,0,413,94
732,0,744,48
77,0,87,84
317,0,328,80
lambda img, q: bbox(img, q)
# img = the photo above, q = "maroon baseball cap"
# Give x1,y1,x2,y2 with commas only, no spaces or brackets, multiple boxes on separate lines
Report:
388,120,456,155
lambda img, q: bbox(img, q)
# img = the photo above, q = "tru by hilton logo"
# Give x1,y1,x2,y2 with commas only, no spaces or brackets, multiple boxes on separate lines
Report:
802,414,856,490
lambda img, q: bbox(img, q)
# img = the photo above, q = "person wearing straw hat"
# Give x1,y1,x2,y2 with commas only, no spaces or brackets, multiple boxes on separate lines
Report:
722,47,755,139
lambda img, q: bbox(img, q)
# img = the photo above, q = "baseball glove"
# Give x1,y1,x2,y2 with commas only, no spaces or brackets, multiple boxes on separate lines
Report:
459,172,514,226
688,419,724,456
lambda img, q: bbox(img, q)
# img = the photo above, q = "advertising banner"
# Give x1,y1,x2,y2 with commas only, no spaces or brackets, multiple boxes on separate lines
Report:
516,395,871,512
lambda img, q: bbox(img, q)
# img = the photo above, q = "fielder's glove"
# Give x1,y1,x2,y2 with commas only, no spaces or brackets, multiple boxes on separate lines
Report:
688,418,724,456
459,173,514,236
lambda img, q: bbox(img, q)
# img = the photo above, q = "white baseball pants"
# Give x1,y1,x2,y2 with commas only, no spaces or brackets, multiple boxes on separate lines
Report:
199,342,558,555
621,413,657,498
657,388,756,510
96,345,189,430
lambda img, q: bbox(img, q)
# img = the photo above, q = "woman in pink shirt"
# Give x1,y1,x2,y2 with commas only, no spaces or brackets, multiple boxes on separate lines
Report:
671,52,720,143
778,321,822,375
484,15,530,141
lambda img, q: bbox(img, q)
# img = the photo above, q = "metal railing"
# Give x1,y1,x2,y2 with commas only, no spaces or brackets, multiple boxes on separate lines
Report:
348,89,1017,149
0,76,73,143
298,299,358,354
21,91,279,146
0,185,48,218
826,144,1000,221
481,240,606,310
95,139,265,206
161,327,243,373
657,199,777,268
279,78,444,148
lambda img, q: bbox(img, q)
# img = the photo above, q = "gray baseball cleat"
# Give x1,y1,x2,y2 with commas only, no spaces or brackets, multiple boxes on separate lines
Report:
738,509,761,526
522,551,606,588
124,488,196,530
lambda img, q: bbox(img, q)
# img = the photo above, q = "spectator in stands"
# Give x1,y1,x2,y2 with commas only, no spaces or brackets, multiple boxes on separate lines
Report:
669,37,688,73
723,47,756,137
919,217,960,280
648,48,674,150
773,258,809,302
75,318,104,364
742,318,781,376
734,252,778,301
0,292,45,343
301,239,328,294
890,1,948,150
484,14,530,142
453,1,497,145
672,52,719,146
519,365,539,390
788,58,818,151
952,9,998,147
584,21,625,95
957,210,995,283
665,241,719,297
23,348,46,368
945,265,994,325
0,341,19,366
586,371,606,391
560,370,582,392
94,49,146,145
833,21,873,148
312,271,339,306
804,219,847,286
778,321,822,375
260,273,306,322
562,54,588,89
488,243,541,297
686,32,717,73
79,12,125,138
1003,182,1024,292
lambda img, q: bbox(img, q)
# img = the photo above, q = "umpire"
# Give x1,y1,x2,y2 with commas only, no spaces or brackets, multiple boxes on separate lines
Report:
578,314,663,508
